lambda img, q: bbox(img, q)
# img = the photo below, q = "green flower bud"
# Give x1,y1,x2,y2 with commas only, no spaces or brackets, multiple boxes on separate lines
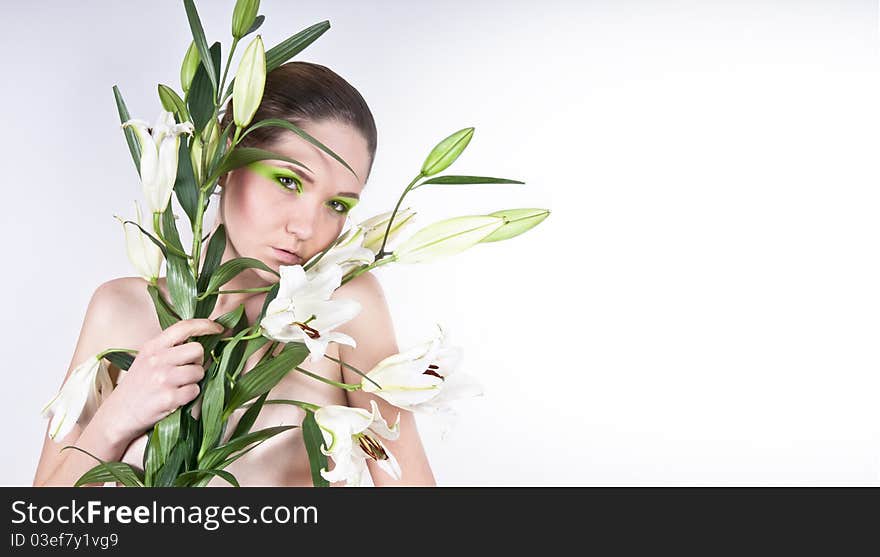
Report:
180,41,200,94
480,208,551,243
232,35,266,128
157,84,189,122
394,215,504,264
232,0,260,39
420,127,474,177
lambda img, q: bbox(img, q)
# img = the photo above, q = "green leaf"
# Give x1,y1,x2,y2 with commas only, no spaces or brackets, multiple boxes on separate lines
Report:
161,207,185,254
197,303,246,358
112,85,141,175
415,175,525,188
195,225,227,318
175,138,200,228
202,256,278,298
198,363,226,460
243,118,358,179
183,0,217,94
156,408,182,466
187,43,221,134
206,147,312,186
166,252,197,320
173,468,240,487
154,440,188,487
104,351,134,371
480,208,551,243
143,427,161,486
230,391,268,441
257,282,279,324
221,21,331,103
302,411,329,487
118,217,167,257
62,446,144,487
71,456,145,488
244,14,265,37
146,284,181,330
224,343,309,418
158,84,190,122
421,127,475,176
200,425,295,470
230,336,270,380
206,122,235,188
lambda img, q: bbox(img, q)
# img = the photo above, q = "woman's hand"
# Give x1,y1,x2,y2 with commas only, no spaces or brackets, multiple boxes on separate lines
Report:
98,318,224,442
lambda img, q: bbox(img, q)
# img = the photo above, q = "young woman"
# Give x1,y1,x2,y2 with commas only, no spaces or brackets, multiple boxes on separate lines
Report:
33,61,437,487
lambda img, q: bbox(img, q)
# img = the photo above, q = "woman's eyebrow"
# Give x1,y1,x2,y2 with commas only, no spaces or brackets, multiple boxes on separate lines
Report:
276,161,360,199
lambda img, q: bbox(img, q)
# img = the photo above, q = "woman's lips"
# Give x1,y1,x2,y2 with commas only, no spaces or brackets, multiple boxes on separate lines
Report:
271,247,303,265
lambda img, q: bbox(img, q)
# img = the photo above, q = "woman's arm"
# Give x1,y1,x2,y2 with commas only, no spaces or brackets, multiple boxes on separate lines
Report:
334,272,437,487
33,279,138,487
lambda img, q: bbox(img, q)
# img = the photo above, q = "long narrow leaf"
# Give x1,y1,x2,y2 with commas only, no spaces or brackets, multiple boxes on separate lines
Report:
302,411,329,487
207,147,312,186
229,391,268,441
202,256,278,297
175,138,200,227
146,284,181,329
166,252,197,319
174,468,240,487
200,425,295,470
415,175,525,188
197,225,227,292
112,85,141,174
183,0,217,94
224,343,309,418
243,118,357,178
63,446,144,487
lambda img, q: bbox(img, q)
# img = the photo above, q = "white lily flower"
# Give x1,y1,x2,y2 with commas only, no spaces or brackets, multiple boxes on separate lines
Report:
118,200,164,282
122,110,194,213
307,226,374,277
40,355,113,442
361,325,483,414
259,264,361,362
357,208,416,254
315,399,401,486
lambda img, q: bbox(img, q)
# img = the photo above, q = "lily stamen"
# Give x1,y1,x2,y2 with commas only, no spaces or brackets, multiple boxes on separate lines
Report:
423,364,444,380
357,434,388,461
293,321,321,339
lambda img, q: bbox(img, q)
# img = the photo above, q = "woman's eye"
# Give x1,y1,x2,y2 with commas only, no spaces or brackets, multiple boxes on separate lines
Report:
275,175,302,193
328,199,349,214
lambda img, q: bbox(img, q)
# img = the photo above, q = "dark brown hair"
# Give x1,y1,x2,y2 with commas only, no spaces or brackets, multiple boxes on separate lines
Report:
220,60,378,182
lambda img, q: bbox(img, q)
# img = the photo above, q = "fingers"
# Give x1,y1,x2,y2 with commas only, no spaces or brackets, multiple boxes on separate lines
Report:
153,319,224,349
175,383,201,406
164,342,205,365
165,364,206,387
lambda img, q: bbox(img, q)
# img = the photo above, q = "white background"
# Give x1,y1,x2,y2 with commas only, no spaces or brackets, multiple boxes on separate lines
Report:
1,0,878,486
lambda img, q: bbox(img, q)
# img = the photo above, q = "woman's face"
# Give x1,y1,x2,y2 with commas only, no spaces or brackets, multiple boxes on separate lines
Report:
219,119,372,282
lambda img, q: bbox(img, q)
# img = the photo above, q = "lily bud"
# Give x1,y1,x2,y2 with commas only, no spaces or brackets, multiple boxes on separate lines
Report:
118,200,164,282
232,0,260,39
394,215,504,264
420,127,474,177
122,110,194,213
358,208,417,254
180,41,200,94
232,35,266,128
480,208,551,243
190,135,203,184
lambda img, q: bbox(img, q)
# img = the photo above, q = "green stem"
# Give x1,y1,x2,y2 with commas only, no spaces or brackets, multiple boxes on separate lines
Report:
259,399,321,413
190,187,207,279
377,172,424,257
294,366,362,391
217,37,239,105
219,328,263,343
196,285,274,300
322,354,382,390
341,254,397,286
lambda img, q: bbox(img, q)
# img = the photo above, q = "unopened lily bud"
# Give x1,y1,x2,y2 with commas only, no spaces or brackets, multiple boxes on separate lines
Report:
358,208,416,253
480,208,551,243
232,35,266,128
394,215,503,264
180,41,200,94
232,0,260,39
421,127,474,177
117,200,164,282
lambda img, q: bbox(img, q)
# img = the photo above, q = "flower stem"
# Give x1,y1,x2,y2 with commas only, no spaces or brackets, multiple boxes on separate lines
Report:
217,37,239,105
259,399,321,413
196,285,274,300
341,254,397,286
294,366,362,391
323,354,382,390
376,172,424,258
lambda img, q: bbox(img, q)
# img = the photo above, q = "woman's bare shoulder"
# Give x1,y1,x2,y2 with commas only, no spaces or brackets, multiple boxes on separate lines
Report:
86,276,161,349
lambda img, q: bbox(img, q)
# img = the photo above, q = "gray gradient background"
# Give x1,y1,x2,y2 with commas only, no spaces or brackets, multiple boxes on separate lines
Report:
1,1,878,485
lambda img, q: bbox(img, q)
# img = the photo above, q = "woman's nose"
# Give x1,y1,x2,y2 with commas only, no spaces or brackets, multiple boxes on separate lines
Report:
284,201,317,241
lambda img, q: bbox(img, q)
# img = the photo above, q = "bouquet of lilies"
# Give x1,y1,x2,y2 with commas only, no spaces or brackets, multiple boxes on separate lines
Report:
40,0,549,487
